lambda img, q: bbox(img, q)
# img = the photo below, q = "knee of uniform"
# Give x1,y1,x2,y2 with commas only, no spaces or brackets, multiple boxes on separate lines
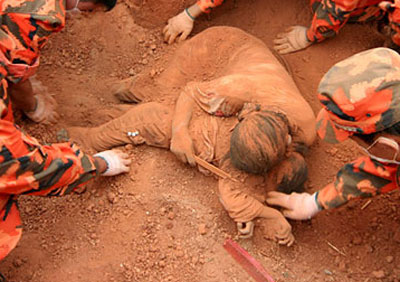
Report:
229,110,289,174
276,152,308,194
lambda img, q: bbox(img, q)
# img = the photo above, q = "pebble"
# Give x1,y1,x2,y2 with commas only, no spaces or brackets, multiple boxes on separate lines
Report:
386,256,394,263
167,211,175,220
150,44,156,50
13,258,23,268
352,237,362,245
107,192,116,204
372,270,385,279
198,223,207,235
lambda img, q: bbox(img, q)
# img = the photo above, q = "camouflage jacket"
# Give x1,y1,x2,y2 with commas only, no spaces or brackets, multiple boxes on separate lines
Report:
0,0,98,261
197,0,225,13
0,0,66,83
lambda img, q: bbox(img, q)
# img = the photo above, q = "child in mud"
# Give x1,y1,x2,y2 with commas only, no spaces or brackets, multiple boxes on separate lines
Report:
0,0,131,265
274,0,400,54
68,26,316,246
267,48,400,220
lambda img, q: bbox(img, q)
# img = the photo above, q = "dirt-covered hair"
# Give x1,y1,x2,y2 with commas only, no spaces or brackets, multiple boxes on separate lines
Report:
230,110,289,174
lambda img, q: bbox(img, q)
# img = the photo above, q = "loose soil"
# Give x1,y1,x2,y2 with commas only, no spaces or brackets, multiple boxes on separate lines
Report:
1,0,399,281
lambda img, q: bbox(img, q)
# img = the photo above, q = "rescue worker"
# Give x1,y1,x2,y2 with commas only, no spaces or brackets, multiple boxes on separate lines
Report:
274,0,400,54
266,48,400,220
67,27,317,246
0,0,130,265
3,0,116,123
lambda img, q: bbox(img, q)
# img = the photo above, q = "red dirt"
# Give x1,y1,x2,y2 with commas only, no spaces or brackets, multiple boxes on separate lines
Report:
1,0,399,281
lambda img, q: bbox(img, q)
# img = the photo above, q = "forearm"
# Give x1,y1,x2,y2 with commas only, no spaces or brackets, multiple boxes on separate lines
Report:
8,78,36,112
172,89,195,135
0,120,98,196
316,157,398,209
306,6,350,43
196,0,225,13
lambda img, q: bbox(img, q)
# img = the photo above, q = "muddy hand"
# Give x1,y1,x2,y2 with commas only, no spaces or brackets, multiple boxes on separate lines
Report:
258,210,295,247
170,128,196,166
266,191,321,220
163,10,194,44
273,26,312,55
24,92,59,124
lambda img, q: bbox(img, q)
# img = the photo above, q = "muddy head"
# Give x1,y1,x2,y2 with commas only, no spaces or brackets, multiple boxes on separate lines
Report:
229,108,290,175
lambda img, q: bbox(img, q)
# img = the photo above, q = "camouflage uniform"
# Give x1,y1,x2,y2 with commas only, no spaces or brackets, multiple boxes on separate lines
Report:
315,47,400,209
307,0,386,43
0,0,98,260
196,0,225,13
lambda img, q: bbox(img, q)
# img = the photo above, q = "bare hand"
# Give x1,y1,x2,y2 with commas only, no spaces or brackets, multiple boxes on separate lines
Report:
170,128,196,166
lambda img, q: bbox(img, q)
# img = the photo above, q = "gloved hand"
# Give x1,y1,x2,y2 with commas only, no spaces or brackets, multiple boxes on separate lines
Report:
266,191,321,220
94,150,131,176
24,78,59,124
163,10,194,44
170,128,196,166
273,26,312,55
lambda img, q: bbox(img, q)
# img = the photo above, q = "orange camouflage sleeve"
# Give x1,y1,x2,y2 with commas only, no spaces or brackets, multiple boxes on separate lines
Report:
0,0,66,83
0,80,98,197
307,0,384,43
316,156,398,209
196,0,225,13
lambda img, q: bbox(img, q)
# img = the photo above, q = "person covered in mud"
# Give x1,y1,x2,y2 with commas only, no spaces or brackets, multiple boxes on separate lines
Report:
274,0,400,54
163,0,224,44
68,26,316,246
267,48,400,220
0,0,131,265
2,0,116,124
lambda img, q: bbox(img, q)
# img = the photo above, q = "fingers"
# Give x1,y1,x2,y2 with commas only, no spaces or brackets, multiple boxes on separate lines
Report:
179,30,190,42
278,233,295,247
274,43,293,55
168,30,179,45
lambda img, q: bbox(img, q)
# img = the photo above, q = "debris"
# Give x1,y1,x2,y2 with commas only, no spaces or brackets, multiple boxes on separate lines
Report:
361,199,372,210
198,223,207,235
326,241,346,256
371,270,385,279
386,256,394,263
223,239,275,282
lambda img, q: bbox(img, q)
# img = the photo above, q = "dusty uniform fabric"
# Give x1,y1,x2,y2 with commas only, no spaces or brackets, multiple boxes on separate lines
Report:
0,0,66,83
0,0,98,260
196,0,225,13
74,27,316,224
307,0,385,43
315,48,400,209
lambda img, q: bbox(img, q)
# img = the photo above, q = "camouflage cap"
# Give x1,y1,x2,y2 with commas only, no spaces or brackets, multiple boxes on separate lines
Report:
316,47,400,143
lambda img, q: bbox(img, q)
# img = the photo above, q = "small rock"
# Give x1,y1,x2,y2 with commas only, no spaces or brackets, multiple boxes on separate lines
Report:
352,237,362,245
150,44,156,50
141,59,148,65
372,270,385,279
13,258,23,268
128,68,135,76
150,69,156,77
198,223,207,235
166,222,173,229
167,211,175,220
386,256,394,263
107,192,116,204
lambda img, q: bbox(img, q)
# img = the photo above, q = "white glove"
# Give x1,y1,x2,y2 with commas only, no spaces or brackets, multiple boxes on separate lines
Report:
94,150,131,176
24,78,59,124
266,191,321,220
273,26,312,55
163,10,194,44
